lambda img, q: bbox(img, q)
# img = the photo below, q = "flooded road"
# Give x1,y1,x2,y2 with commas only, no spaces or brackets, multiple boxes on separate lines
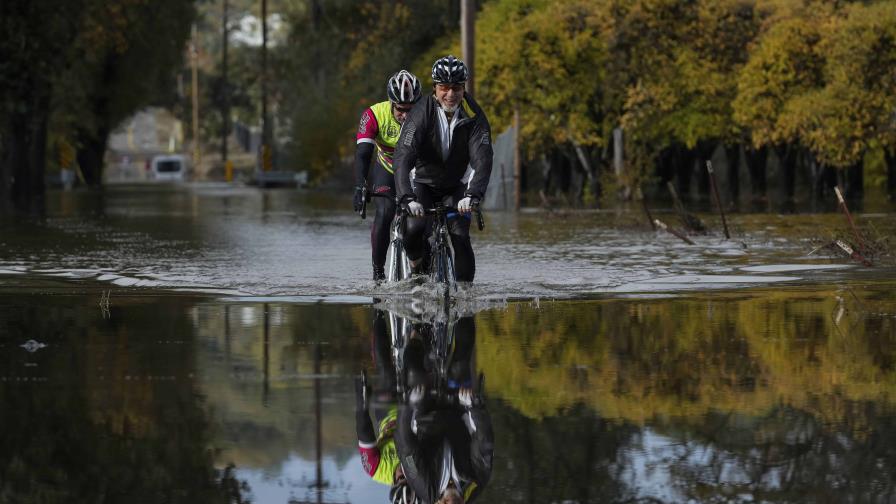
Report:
1,184,895,503
0,184,893,299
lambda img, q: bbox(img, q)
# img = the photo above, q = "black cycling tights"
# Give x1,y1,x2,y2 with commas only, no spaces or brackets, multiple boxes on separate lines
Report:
403,184,475,282
370,167,396,271
403,316,475,390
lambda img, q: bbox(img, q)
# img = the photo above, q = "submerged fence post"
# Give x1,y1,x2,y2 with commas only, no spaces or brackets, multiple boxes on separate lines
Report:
707,161,730,239
835,186,867,255
654,219,695,245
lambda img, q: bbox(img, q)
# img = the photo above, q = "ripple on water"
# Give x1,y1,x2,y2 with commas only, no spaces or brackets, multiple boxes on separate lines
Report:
0,185,893,299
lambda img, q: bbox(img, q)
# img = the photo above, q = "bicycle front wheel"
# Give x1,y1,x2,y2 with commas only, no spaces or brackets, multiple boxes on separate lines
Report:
432,246,455,303
386,238,402,282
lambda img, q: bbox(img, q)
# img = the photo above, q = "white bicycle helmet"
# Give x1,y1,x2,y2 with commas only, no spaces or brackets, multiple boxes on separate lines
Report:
389,480,418,504
387,70,422,105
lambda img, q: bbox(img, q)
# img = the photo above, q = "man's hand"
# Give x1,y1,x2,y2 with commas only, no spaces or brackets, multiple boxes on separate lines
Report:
353,185,365,213
459,387,474,410
457,196,478,215
406,201,424,217
409,384,426,410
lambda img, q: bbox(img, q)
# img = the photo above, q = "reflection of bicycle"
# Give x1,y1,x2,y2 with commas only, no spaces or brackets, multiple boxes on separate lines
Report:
388,308,483,408
360,187,412,282
421,203,484,303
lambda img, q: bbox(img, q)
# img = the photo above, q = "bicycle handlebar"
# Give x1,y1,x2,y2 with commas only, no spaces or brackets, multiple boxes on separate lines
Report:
359,187,397,220
363,192,485,232
420,204,485,231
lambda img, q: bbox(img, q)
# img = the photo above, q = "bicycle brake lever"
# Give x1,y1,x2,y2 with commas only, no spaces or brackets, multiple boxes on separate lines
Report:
360,186,368,220
474,204,484,231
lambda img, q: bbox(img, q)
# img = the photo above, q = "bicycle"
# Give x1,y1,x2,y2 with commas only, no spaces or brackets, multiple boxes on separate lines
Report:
360,187,412,283
420,202,484,304
383,305,484,408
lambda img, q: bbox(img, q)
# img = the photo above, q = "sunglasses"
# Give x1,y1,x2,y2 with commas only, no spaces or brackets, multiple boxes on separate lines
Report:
393,104,413,113
435,83,465,93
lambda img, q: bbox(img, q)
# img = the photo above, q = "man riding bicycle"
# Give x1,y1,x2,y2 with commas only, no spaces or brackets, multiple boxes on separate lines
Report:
354,70,423,282
355,307,428,503
393,55,493,282
396,316,493,503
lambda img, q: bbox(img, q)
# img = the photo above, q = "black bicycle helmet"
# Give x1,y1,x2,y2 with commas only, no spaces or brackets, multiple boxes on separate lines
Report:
387,70,422,105
431,55,468,84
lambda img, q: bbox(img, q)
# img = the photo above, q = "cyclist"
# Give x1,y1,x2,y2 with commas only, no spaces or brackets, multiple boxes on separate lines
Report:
355,309,419,503
394,316,493,503
393,55,493,282
354,70,423,281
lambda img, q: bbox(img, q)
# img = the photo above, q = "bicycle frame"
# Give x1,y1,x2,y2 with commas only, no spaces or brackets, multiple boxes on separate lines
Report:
386,308,457,404
385,210,411,282
426,205,458,302
360,187,411,283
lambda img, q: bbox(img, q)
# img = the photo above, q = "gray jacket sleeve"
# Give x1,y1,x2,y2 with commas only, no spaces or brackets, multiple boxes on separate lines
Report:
394,107,426,203
465,114,493,200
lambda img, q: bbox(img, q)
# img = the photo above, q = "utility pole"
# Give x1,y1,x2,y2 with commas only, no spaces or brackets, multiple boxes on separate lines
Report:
460,0,475,96
514,108,521,210
221,0,230,166
260,0,271,171
191,24,201,168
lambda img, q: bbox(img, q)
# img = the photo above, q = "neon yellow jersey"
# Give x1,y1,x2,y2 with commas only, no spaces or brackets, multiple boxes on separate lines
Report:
358,408,400,485
356,101,402,174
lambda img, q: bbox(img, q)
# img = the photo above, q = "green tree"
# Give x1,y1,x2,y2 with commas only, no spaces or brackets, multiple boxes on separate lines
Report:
783,2,896,169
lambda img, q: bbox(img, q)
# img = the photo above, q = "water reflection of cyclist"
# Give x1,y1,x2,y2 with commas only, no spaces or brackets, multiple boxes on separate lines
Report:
354,70,423,282
396,317,494,503
355,311,405,488
393,55,493,282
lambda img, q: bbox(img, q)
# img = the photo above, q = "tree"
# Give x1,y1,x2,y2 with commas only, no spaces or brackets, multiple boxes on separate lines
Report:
784,2,896,171
0,0,85,211
0,0,195,210
477,0,608,202
61,0,195,186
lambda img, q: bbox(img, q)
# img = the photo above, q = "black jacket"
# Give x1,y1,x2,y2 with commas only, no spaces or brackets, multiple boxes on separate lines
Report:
394,93,493,202
396,404,494,503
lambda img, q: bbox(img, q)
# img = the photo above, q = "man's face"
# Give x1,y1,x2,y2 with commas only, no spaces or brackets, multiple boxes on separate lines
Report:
437,487,464,504
392,103,413,124
434,83,465,113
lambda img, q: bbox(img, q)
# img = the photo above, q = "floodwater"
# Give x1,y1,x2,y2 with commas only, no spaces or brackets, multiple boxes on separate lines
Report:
1,184,895,503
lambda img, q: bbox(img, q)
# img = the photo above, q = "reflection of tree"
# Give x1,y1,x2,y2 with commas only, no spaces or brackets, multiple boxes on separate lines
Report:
477,287,896,433
478,401,639,503
0,295,247,502
473,286,896,502
660,408,896,502
193,302,371,471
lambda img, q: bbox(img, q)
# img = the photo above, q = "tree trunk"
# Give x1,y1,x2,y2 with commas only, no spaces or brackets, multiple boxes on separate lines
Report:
809,154,823,209
745,145,767,202
774,143,796,203
540,154,552,195
1,115,24,212
8,90,50,213
844,161,864,200
695,141,715,202
822,164,838,199
76,129,109,187
885,147,896,200
676,145,696,198
656,145,676,191
572,141,603,205
724,144,740,205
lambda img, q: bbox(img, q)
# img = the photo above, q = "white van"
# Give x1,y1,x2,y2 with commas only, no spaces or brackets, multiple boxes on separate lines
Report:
150,155,188,181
